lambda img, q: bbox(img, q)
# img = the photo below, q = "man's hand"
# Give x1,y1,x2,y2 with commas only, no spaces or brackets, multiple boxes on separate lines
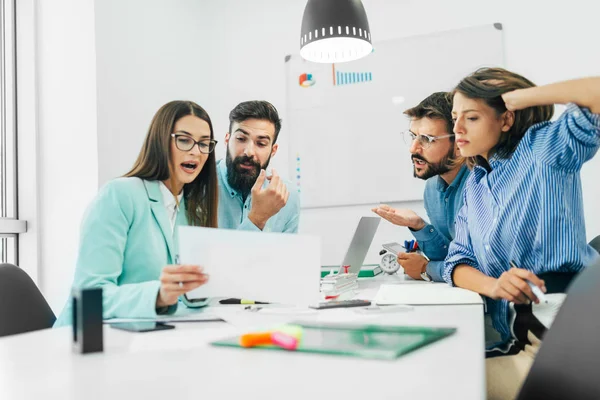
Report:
248,168,290,230
372,204,426,230
484,268,546,304
397,252,428,280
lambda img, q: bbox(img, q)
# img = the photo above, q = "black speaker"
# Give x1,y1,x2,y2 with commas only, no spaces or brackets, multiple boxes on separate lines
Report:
72,287,103,354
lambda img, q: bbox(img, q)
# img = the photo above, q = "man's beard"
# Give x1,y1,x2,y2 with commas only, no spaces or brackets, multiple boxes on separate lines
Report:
226,150,271,198
412,148,455,181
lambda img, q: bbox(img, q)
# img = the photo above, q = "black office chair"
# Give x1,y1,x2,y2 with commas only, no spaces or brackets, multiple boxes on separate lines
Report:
0,263,56,337
589,235,600,254
517,257,600,400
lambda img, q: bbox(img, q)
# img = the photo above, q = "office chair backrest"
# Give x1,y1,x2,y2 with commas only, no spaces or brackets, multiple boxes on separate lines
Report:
589,235,600,254
517,257,600,400
0,263,56,337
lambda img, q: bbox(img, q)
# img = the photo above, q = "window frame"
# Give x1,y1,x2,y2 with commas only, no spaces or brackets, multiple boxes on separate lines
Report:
0,0,28,268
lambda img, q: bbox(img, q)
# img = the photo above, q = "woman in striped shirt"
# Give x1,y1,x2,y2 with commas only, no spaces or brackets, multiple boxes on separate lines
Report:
444,67,600,399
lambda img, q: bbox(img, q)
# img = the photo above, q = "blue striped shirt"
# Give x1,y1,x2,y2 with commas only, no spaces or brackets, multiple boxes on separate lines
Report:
443,103,600,346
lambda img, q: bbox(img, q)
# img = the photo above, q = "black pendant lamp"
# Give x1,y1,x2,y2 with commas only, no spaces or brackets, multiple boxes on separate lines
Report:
300,0,372,63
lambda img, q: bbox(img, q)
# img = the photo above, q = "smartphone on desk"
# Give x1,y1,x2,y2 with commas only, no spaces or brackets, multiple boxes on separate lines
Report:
381,242,406,256
109,322,175,333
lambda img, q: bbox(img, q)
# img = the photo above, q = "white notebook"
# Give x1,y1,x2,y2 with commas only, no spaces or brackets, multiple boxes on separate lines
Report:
374,283,483,306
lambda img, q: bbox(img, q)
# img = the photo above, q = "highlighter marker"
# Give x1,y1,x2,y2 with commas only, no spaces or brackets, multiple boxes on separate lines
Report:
270,332,299,350
240,332,272,348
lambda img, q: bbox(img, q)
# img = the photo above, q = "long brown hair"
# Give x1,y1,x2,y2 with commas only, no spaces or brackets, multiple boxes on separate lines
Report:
453,67,554,168
125,101,218,227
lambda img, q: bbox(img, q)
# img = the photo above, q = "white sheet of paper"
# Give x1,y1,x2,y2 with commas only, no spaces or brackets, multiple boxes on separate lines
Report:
179,227,322,306
532,293,566,328
211,308,300,331
374,283,483,305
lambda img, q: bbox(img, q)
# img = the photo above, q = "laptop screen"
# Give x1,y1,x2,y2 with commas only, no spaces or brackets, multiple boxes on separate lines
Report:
338,217,380,274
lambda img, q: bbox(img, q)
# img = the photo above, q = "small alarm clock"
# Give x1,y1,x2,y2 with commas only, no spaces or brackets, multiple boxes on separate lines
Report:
380,252,400,274
379,242,406,275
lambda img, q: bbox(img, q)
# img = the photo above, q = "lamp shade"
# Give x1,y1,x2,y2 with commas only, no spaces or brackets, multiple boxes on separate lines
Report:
300,0,372,63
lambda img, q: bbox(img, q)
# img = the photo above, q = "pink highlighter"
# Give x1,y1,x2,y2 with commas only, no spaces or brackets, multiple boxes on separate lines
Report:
270,331,299,351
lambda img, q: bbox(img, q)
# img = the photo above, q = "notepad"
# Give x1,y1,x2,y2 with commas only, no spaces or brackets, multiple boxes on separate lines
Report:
212,322,456,360
374,283,483,306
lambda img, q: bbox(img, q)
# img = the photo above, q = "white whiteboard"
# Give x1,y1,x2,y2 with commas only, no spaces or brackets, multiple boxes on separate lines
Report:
286,24,504,209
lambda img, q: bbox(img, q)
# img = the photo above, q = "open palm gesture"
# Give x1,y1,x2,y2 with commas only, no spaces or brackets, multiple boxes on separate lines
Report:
372,205,426,230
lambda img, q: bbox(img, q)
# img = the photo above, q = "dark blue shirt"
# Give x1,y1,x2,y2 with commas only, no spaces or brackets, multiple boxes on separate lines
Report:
411,165,470,281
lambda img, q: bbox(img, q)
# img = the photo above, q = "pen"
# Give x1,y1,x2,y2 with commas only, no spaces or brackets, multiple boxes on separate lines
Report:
509,261,548,303
220,298,269,305
174,255,183,288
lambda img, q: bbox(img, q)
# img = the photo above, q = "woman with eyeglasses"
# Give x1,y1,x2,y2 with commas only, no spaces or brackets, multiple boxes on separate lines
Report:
444,68,600,399
55,101,218,326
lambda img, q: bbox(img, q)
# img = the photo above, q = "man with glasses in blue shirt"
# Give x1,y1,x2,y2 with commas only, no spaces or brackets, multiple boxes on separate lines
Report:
217,100,300,232
373,92,468,281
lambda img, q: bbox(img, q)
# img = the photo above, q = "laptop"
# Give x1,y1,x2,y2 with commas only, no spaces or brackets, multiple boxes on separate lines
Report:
517,256,600,400
336,216,381,274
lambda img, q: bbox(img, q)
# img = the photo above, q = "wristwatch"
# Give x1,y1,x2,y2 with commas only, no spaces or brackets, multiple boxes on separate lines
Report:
420,264,432,282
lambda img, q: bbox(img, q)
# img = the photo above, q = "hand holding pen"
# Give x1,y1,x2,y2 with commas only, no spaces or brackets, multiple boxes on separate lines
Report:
485,262,547,304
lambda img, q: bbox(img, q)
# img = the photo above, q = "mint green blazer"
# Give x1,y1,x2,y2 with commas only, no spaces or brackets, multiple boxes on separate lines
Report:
54,178,188,326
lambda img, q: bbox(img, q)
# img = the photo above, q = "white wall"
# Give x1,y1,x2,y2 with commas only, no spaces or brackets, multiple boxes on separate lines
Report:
30,0,599,310
93,0,600,268
31,0,98,311
94,0,307,185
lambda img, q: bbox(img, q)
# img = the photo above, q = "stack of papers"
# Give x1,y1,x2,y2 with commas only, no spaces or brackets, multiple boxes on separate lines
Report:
320,272,359,298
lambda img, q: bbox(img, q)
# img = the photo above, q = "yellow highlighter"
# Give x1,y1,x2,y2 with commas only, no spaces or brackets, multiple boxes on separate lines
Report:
219,298,269,305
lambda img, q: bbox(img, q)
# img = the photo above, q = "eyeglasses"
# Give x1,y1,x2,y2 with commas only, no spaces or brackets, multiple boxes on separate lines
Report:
402,130,455,149
171,133,217,154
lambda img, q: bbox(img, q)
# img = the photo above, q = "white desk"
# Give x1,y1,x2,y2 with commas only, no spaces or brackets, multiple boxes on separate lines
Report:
0,276,485,400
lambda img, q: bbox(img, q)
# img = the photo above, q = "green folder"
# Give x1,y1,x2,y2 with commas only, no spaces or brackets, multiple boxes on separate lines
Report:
321,264,383,278
211,322,456,360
